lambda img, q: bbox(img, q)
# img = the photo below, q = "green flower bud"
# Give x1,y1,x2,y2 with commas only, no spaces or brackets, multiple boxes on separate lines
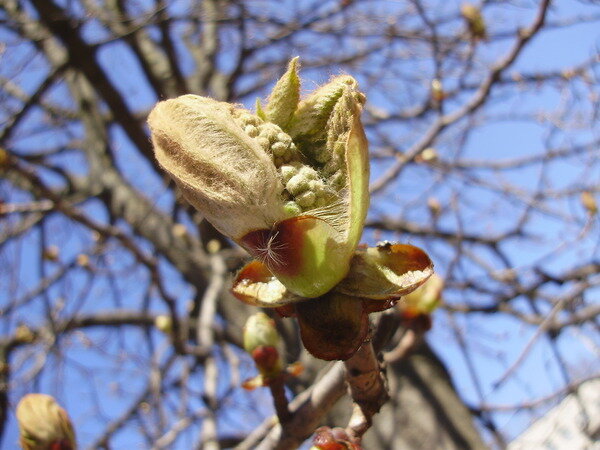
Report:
244,125,259,137
258,123,279,142
296,191,316,208
257,136,271,149
298,166,319,180
271,142,288,157
280,164,299,183
284,201,302,216
286,174,310,196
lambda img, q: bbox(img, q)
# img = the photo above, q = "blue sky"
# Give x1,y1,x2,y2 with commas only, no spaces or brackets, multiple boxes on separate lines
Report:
1,0,599,448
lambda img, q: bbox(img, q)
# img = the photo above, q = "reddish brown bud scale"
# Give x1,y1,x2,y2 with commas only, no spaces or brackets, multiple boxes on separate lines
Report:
313,434,346,450
400,312,433,332
313,427,361,450
240,215,319,276
275,304,296,317
313,441,346,450
251,345,280,373
362,297,397,314
295,294,368,361
231,260,274,305
50,440,74,450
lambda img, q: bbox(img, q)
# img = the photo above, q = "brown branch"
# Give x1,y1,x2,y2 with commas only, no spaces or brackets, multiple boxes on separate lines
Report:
248,313,402,450
251,361,347,450
367,218,520,246
28,0,156,164
197,253,226,450
344,341,389,442
1,311,156,352
268,377,292,425
90,355,178,449
93,0,185,98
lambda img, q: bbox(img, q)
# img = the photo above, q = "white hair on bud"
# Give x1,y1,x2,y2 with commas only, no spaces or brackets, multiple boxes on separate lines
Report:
148,95,287,239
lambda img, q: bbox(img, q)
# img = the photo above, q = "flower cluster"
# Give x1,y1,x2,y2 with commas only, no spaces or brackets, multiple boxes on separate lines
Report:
148,58,433,360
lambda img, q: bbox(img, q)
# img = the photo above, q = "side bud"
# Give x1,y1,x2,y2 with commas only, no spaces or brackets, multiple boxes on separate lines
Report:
581,191,598,216
243,313,283,378
400,273,444,318
154,315,173,334
16,394,76,450
461,3,487,41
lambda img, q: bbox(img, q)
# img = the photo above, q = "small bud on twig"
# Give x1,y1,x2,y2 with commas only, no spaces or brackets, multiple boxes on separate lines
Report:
581,191,598,216
154,315,173,334
16,394,76,450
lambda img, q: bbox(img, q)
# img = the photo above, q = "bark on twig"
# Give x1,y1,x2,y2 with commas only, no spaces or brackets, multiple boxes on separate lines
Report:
268,377,291,425
344,340,389,441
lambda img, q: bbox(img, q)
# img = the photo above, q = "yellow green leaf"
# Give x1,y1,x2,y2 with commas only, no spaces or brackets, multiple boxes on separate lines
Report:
265,57,300,130
336,243,433,300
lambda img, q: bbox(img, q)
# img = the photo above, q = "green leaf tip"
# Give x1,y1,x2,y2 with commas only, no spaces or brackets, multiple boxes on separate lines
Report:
265,57,301,130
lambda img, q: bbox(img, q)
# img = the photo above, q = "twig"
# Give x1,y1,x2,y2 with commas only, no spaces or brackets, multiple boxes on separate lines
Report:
383,329,419,363
244,312,404,449
197,253,226,450
251,361,347,450
493,292,574,389
344,339,388,441
152,409,206,449
268,377,291,425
